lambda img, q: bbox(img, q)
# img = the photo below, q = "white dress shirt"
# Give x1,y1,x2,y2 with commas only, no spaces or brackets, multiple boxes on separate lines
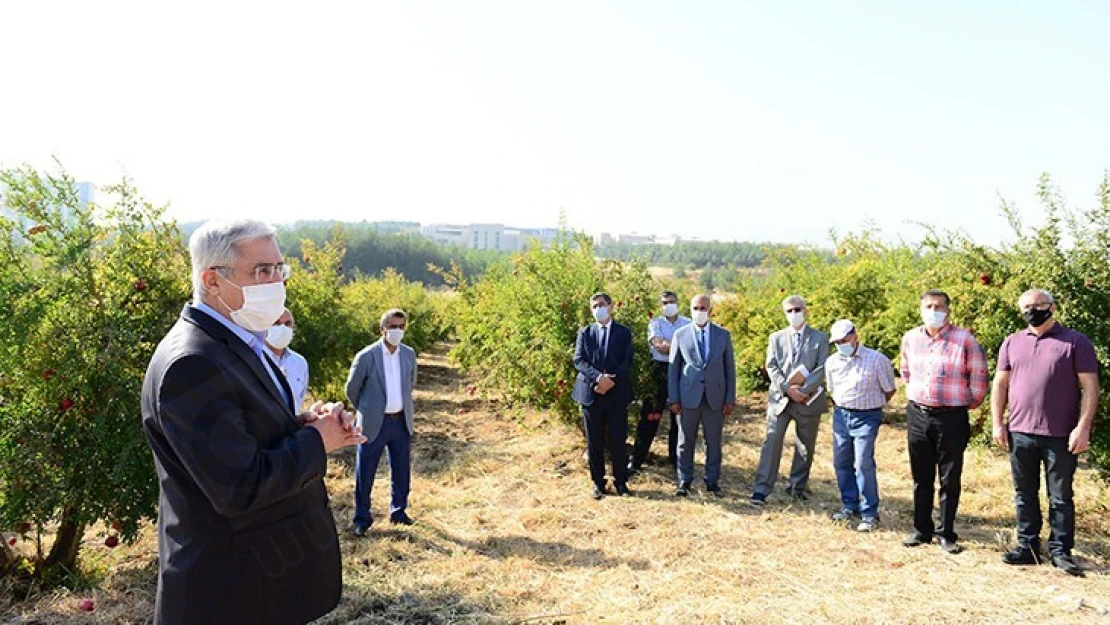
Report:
382,345,404,414
267,346,310,411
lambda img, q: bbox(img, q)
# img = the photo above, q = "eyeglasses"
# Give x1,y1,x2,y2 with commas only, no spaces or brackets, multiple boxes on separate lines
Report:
212,263,291,283
785,307,804,313
1022,302,1052,311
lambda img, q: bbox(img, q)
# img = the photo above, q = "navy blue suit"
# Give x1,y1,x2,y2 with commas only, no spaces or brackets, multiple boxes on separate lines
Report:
573,321,634,488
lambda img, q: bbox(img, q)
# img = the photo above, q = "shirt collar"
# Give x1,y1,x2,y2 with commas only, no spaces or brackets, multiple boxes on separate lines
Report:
918,323,951,339
1023,321,1063,337
192,301,265,349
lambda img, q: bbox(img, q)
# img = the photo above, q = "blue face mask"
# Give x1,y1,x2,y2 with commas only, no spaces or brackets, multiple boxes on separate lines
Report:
593,306,610,322
836,342,857,358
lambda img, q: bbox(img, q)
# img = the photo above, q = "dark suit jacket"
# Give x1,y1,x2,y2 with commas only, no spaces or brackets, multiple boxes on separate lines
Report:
141,305,341,625
572,321,634,407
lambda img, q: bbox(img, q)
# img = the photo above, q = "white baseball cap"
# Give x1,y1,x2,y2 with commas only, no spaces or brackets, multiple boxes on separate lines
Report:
829,319,856,342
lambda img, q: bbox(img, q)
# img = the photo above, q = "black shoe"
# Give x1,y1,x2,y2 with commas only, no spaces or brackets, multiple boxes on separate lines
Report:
749,492,767,506
591,484,605,500
938,538,962,554
352,524,370,537
615,482,632,496
902,532,931,547
675,481,691,497
1051,553,1083,577
1002,546,1039,566
705,483,723,497
389,513,415,526
626,463,640,478
787,489,809,502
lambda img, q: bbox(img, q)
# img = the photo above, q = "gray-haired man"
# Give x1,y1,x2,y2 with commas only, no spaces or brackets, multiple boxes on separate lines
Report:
751,295,829,505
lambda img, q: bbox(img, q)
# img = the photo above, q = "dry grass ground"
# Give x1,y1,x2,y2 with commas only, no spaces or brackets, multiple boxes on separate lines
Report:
4,343,1109,624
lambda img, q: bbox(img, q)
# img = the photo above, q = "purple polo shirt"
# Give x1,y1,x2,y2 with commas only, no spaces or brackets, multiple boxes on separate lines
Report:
997,322,1098,437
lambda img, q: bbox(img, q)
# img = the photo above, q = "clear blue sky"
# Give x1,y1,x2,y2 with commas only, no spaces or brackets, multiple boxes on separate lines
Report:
1,1,1107,246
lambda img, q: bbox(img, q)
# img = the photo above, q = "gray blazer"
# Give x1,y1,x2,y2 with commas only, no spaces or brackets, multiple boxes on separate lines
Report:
668,322,736,411
345,339,417,440
766,325,830,417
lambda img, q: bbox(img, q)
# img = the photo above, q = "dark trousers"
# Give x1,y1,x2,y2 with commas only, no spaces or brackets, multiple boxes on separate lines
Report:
583,398,630,488
1010,431,1078,555
353,416,411,528
630,360,678,468
906,402,969,541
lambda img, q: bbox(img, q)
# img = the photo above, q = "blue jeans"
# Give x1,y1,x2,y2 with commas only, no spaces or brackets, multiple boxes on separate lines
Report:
353,417,412,528
832,406,882,519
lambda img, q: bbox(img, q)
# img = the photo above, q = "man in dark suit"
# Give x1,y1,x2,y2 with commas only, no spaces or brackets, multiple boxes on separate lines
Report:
142,220,366,625
346,308,419,536
572,292,634,500
668,294,736,496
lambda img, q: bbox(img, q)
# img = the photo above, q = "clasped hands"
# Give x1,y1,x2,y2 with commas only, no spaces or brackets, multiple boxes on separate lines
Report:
299,401,367,453
593,374,616,395
786,384,809,404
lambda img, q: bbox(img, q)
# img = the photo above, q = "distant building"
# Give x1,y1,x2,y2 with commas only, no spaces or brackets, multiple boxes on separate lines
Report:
418,222,570,251
464,223,505,251
420,224,466,247
373,221,420,234
616,233,654,245
595,231,680,246
517,227,559,248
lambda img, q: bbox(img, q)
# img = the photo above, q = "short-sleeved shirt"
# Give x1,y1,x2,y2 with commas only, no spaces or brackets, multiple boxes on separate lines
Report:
648,315,691,363
825,345,896,410
997,323,1098,437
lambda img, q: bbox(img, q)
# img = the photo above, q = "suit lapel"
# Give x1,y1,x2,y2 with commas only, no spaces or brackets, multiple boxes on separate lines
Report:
264,351,297,413
183,306,293,416
373,342,386,389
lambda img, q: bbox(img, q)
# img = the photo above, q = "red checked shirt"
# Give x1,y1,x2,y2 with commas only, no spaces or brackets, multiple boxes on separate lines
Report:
900,323,989,409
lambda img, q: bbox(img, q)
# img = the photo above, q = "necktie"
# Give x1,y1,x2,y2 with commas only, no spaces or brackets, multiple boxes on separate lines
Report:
698,328,707,360
599,325,608,363
792,331,801,354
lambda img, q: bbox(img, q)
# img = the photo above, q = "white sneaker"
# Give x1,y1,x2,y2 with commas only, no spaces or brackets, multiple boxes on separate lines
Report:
857,518,878,532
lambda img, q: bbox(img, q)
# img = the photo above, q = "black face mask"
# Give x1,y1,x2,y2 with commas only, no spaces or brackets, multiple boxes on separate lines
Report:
1022,307,1053,328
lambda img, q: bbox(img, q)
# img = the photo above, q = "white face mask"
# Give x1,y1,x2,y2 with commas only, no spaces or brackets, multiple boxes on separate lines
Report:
267,324,294,349
691,309,709,326
921,308,947,329
662,303,679,318
593,306,610,322
786,311,805,329
385,328,405,346
218,280,287,333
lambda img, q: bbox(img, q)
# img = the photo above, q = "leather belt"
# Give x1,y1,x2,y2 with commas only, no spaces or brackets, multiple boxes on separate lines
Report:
909,401,966,415
384,411,405,420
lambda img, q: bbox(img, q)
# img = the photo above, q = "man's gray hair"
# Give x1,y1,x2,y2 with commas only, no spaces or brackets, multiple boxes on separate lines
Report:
189,220,277,301
380,308,407,329
1018,288,1055,307
782,294,806,310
